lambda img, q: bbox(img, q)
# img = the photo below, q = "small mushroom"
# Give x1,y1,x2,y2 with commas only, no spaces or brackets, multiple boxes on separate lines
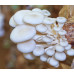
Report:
10,25,36,43
13,10,31,25
58,30,67,35
33,45,45,56
45,48,55,56
17,40,36,53
9,16,17,27
23,12,44,25
48,57,59,67
60,41,68,47
32,8,42,13
55,45,64,52
53,26,61,31
55,52,66,61
36,24,47,33
24,53,35,60
57,17,67,28
40,54,48,62
43,17,56,25
67,49,74,56
65,44,71,50
33,34,41,40
42,36,53,43
42,9,51,16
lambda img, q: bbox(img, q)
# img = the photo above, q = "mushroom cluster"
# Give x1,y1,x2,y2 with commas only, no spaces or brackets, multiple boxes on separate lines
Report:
9,8,74,68
0,12,5,37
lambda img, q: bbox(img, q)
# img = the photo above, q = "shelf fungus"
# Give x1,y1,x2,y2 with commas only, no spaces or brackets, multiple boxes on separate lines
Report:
9,8,74,68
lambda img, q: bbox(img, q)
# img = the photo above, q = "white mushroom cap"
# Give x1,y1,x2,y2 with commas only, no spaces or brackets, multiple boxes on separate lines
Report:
33,34,41,40
33,45,45,56
23,12,44,25
17,40,36,53
32,8,42,13
40,54,48,62
48,57,59,67
0,29,5,37
53,27,61,31
43,17,56,25
9,16,17,27
42,9,51,16
58,30,67,35
55,52,66,61
57,17,67,23
67,49,74,56
36,24,47,33
65,44,71,50
13,10,31,25
55,45,64,52
60,41,68,47
24,53,35,60
10,25,36,43
42,36,53,43
45,48,55,56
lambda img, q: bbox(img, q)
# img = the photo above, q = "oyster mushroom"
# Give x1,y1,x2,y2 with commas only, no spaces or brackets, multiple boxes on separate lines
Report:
36,24,47,33
13,10,31,25
24,53,35,60
47,57,59,67
45,47,55,56
65,44,71,50
17,40,36,53
9,16,17,27
55,44,64,52
55,52,66,61
42,36,53,43
67,49,74,56
42,9,51,16
57,17,67,28
58,30,67,35
43,17,56,25
10,25,36,43
32,8,42,13
40,54,48,62
60,40,68,47
23,12,44,25
33,45,45,56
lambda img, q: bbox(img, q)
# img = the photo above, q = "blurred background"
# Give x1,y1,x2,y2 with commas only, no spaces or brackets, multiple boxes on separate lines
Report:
0,5,74,69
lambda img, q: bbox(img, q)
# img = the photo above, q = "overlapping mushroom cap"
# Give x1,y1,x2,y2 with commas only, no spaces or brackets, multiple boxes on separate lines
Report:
9,8,74,68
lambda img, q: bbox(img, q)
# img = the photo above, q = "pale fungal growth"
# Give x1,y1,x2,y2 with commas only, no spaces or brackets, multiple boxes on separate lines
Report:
36,24,47,33
57,17,67,28
60,41,68,47
65,44,71,50
13,10,31,25
55,45,64,52
9,8,74,68
48,57,59,67
42,9,51,16
43,17,56,25
23,12,44,25
24,53,35,60
67,49,74,56
9,16,17,27
40,54,48,62
33,45,45,56
45,48,55,56
17,40,36,53
10,25,36,43
58,30,67,35
55,52,66,61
